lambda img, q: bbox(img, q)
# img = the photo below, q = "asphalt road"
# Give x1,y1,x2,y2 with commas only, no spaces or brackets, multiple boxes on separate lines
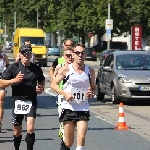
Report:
1,50,150,150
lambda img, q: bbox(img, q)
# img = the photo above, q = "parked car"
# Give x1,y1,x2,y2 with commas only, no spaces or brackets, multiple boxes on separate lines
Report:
85,47,97,61
48,45,60,56
99,49,116,66
96,50,150,104
6,42,12,50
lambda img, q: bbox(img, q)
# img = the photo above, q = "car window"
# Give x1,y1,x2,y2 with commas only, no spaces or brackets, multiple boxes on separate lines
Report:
49,45,58,48
103,54,112,66
109,55,114,68
86,48,94,53
116,54,150,70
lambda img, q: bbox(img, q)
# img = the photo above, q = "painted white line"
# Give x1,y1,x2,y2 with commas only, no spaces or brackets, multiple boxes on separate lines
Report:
45,88,57,96
95,115,116,125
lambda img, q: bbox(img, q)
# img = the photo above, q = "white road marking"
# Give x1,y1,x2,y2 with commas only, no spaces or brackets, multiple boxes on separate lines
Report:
95,115,116,126
45,88,57,97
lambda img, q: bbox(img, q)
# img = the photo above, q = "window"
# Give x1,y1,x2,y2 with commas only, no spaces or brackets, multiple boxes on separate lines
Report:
20,37,45,46
103,54,112,66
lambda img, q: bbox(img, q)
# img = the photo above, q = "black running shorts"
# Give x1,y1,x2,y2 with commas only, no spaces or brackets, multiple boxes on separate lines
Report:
12,98,37,126
59,109,90,123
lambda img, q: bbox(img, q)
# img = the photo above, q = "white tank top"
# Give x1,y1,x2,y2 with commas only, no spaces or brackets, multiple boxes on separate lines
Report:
61,64,90,111
0,53,6,74
30,53,34,63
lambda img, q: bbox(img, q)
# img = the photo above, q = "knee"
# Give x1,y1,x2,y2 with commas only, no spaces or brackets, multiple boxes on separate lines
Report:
65,139,74,147
27,125,34,133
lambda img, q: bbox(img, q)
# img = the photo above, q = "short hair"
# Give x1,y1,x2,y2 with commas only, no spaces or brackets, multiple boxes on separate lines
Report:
64,39,74,46
74,43,85,48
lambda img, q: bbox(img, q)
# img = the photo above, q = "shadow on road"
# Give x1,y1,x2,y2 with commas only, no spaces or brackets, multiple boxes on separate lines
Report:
4,95,57,109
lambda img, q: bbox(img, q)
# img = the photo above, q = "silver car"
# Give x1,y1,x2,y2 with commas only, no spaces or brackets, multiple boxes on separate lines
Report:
96,50,150,104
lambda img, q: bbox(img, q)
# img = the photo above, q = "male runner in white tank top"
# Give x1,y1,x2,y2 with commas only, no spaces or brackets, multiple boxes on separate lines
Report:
51,43,96,150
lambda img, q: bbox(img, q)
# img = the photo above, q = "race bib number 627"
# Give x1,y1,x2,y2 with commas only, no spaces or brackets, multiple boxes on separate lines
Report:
14,100,32,114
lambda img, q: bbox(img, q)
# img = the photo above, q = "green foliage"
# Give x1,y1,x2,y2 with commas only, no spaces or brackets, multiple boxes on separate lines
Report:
0,0,150,40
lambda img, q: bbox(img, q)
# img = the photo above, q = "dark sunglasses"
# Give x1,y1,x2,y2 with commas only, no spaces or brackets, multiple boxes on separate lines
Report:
21,50,32,56
74,51,85,56
65,54,72,58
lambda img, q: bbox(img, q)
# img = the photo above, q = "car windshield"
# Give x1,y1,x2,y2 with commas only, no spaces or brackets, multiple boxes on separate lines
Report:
86,48,94,53
116,54,150,70
49,45,58,48
20,37,45,46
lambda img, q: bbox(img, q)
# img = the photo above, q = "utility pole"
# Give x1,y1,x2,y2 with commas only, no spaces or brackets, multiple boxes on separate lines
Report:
3,23,7,45
37,9,38,29
0,22,1,43
14,11,16,31
107,2,111,50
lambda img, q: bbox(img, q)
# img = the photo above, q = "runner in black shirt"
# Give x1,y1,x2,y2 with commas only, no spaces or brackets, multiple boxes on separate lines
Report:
0,45,45,150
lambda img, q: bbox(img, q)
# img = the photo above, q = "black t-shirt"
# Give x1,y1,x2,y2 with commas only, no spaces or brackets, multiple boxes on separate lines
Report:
1,62,45,100
52,56,61,69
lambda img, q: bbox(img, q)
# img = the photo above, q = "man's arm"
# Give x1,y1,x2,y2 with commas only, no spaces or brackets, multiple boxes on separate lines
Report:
89,67,97,95
37,67,45,89
0,72,24,88
49,57,58,81
51,66,68,96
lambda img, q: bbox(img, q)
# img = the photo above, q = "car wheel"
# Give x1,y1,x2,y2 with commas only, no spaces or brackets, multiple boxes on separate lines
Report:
96,82,105,101
111,86,120,104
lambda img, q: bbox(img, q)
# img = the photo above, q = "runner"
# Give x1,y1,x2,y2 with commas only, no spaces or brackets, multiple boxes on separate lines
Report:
0,44,9,132
49,39,74,81
0,45,45,150
51,47,74,148
51,43,96,150
15,40,35,63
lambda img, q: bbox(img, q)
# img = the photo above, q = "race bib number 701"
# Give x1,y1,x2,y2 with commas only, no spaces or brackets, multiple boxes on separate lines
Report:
71,88,87,103
14,100,32,114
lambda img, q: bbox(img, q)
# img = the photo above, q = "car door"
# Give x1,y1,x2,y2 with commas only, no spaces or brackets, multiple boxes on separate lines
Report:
99,54,112,92
106,55,114,95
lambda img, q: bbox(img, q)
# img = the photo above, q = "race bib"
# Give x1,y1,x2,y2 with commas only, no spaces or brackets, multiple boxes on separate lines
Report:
14,100,32,114
70,88,86,103
58,95,63,104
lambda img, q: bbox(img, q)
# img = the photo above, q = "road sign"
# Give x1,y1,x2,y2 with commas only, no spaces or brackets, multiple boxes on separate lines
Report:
0,29,3,33
105,19,113,30
2,35,8,38
106,29,111,41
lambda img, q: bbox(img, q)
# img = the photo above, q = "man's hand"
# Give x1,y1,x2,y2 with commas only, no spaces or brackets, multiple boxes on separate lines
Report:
13,71,24,83
86,87,93,98
36,85,44,94
64,92,74,101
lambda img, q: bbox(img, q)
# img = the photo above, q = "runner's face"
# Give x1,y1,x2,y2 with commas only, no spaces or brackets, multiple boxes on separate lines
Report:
64,40,73,49
64,50,73,64
20,51,32,64
73,46,86,65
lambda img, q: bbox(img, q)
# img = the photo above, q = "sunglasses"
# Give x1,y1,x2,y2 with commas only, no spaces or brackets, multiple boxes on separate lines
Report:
65,54,72,58
74,51,85,56
21,50,32,56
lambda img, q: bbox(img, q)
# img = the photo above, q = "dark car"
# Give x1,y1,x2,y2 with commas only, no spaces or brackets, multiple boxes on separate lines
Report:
99,49,116,66
85,48,97,61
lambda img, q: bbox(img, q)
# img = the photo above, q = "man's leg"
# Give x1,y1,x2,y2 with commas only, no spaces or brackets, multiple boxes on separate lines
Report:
0,90,6,132
13,125,22,150
25,117,35,150
76,120,88,150
62,121,75,148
